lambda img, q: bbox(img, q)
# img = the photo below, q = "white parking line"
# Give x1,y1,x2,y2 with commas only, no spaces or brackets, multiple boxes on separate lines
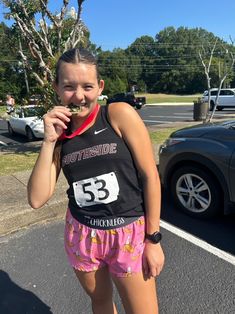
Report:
150,115,192,119
173,113,193,116
143,120,173,124
160,220,235,266
0,141,8,146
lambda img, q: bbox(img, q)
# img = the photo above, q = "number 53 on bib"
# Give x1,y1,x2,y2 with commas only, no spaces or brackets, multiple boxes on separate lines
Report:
73,172,120,207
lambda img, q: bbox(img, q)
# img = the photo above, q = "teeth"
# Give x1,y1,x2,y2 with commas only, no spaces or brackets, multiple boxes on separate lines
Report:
68,103,83,113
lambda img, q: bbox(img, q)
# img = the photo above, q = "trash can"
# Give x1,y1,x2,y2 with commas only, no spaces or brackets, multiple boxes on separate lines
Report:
193,99,208,121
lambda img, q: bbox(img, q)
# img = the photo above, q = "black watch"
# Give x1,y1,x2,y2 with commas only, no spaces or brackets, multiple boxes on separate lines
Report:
145,231,162,244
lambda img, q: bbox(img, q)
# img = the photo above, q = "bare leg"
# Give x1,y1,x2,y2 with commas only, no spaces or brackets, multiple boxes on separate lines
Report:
74,266,118,314
112,272,158,314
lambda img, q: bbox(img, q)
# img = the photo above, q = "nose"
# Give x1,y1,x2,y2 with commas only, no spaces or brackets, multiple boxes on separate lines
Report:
72,88,84,103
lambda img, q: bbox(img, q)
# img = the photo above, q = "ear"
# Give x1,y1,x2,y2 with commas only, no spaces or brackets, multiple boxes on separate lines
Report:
98,80,105,95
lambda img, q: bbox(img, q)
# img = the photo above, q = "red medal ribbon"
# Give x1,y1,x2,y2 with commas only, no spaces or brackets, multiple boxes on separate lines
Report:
59,103,100,140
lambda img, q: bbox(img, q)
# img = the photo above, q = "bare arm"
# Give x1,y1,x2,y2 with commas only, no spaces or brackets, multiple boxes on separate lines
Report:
108,102,164,277
27,106,71,209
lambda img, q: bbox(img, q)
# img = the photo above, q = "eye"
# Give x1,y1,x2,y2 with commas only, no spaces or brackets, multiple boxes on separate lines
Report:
63,85,74,91
84,85,93,91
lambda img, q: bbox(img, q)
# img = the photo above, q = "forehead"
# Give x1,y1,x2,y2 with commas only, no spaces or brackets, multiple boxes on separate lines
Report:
58,62,97,81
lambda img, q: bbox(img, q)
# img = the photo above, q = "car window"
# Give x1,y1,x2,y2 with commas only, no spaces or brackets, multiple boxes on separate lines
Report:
219,90,226,95
23,107,45,118
223,90,234,96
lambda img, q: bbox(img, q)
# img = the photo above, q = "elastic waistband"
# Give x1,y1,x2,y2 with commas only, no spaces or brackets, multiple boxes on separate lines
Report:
71,212,140,230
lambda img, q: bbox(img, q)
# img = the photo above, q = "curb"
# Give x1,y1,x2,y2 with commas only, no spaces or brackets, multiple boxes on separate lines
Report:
0,201,68,236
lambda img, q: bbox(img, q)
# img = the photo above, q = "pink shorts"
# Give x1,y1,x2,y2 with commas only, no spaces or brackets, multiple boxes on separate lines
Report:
64,209,145,277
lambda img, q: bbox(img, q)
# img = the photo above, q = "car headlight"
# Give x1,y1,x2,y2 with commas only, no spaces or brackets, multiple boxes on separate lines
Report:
161,137,186,149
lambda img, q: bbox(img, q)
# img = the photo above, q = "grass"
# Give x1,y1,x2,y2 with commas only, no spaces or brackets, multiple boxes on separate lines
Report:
137,93,201,104
149,127,179,143
0,152,38,175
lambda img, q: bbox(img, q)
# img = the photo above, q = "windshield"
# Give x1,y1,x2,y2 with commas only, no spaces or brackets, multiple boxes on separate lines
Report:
23,107,45,118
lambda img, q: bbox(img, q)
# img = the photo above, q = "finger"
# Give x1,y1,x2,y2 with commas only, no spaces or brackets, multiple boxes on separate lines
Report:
149,265,157,278
154,265,163,277
45,118,68,130
44,113,71,127
142,256,149,276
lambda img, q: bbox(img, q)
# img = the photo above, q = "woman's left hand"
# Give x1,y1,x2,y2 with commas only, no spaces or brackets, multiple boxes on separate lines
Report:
142,242,165,278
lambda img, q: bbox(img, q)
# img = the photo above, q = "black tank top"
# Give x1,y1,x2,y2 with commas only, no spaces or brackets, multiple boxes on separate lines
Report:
61,104,145,219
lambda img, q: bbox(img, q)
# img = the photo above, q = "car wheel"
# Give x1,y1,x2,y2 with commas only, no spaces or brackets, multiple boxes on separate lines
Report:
170,166,222,218
25,126,35,141
209,101,215,111
136,104,142,109
7,122,15,136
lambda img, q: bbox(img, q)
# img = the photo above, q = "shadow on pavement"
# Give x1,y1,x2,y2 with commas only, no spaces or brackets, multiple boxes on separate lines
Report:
0,270,52,314
0,131,42,155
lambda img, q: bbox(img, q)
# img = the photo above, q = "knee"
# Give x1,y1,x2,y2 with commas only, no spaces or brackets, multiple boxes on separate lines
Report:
85,285,113,303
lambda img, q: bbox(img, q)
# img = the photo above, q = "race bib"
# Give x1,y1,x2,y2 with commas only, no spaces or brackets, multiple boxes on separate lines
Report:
72,172,119,207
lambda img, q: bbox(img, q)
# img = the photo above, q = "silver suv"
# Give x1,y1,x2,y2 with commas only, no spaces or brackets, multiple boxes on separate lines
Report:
202,88,235,111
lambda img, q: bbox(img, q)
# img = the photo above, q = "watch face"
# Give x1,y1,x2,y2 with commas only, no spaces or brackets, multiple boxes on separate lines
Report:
147,231,162,243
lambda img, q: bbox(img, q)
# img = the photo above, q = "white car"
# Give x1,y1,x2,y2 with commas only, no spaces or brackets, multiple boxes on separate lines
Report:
202,88,235,110
98,94,108,101
7,105,45,141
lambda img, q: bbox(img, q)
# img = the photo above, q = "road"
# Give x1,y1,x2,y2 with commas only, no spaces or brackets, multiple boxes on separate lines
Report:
2,104,235,146
0,192,234,314
138,104,235,126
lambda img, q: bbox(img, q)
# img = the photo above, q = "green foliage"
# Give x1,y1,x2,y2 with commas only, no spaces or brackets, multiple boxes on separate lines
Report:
0,5,235,102
0,22,26,101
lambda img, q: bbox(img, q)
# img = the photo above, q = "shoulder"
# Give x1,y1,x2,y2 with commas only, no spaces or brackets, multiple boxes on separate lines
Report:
106,102,146,138
107,102,139,124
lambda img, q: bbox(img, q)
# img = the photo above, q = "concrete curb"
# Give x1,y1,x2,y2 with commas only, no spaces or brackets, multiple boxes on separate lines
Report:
0,201,68,236
0,170,69,236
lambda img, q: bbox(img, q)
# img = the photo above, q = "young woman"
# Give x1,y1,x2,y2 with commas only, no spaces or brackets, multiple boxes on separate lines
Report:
27,48,165,314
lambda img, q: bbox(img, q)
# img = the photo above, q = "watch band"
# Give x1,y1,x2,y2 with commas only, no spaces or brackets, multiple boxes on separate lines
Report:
145,231,162,244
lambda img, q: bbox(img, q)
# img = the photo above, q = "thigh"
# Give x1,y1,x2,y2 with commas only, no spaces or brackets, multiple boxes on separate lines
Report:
74,266,113,301
112,272,159,314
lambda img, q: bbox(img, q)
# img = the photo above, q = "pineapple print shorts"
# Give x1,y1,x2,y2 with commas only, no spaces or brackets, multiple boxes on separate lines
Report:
64,209,145,277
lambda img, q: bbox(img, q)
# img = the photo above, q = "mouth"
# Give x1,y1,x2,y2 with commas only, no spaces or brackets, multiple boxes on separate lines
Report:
67,103,87,114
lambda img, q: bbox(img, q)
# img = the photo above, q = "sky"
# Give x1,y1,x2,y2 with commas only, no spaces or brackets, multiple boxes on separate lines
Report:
1,0,235,50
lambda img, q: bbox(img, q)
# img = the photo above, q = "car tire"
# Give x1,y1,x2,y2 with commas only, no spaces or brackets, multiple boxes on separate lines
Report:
7,122,15,136
25,126,35,141
136,104,142,110
170,166,222,218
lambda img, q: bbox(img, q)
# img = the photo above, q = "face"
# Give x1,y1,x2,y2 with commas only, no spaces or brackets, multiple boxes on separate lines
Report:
54,61,104,116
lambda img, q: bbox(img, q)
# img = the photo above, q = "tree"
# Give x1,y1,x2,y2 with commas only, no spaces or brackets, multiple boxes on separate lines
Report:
199,39,235,122
153,27,226,94
1,0,88,106
126,36,157,92
0,22,25,101
98,49,128,95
